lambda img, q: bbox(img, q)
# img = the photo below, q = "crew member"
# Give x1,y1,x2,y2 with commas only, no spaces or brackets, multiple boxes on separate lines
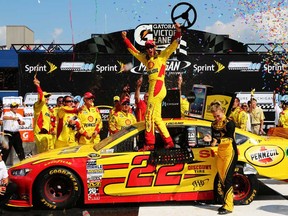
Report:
229,97,248,131
279,100,288,128
33,77,55,153
134,75,148,122
204,101,237,215
77,92,103,144
122,22,182,150
2,102,25,163
109,96,136,134
249,98,265,135
55,96,80,148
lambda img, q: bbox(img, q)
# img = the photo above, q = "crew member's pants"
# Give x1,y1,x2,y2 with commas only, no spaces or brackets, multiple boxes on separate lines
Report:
2,131,25,162
145,80,173,146
217,139,238,212
251,124,260,135
34,133,55,153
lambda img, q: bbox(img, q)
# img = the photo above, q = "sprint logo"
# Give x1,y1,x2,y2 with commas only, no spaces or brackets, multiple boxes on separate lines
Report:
193,61,225,73
214,61,225,73
47,61,57,73
24,61,58,74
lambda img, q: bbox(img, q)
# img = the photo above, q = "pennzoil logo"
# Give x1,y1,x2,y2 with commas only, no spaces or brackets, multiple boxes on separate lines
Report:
24,61,57,74
245,145,284,167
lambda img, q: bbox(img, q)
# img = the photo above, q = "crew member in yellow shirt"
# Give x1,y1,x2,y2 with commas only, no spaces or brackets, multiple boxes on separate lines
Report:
109,97,136,134
77,92,103,144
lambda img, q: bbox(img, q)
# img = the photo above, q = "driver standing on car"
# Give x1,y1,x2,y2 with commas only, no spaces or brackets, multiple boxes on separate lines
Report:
204,101,238,215
121,22,182,150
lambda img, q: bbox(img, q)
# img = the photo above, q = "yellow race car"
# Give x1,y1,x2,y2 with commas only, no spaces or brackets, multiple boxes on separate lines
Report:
8,118,288,209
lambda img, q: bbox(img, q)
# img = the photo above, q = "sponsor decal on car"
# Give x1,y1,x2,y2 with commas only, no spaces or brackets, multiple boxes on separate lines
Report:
245,145,285,167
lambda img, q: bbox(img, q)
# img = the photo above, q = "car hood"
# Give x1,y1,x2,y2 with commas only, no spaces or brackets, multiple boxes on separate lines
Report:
11,145,99,168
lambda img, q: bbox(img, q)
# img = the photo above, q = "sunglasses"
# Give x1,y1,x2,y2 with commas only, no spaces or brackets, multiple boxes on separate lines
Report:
122,102,130,106
145,45,155,49
65,100,73,103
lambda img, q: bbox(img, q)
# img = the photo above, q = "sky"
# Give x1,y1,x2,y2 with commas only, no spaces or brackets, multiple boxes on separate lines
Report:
0,0,287,45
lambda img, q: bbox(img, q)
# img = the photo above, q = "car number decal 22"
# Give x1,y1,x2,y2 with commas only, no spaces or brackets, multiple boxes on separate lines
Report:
126,155,184,187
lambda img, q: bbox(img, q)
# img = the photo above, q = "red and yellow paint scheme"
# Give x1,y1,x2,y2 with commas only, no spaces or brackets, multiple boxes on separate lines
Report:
7,119,288,209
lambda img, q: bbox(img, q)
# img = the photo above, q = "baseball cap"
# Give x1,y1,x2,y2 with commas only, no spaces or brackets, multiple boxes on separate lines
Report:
83,92,94,99
43,91,51,98
121,96,130,105
10,102,19,108
113,96,120,102
145,40,156,48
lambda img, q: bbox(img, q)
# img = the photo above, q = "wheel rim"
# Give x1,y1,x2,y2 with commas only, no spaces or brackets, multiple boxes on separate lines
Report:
233,173,251,201
43,175,73,203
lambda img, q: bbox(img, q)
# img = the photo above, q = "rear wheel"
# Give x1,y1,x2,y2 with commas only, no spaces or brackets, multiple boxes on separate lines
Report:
34,167,82,209
214,166,259,205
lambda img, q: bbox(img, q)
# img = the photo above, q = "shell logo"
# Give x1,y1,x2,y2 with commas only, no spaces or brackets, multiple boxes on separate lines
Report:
88,116,94,122
244,145,284,167
125,119,131,125
147,61,154,69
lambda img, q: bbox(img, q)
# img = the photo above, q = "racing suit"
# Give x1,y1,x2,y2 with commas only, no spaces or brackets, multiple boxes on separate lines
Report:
55,106,79,148
229,106,248,131
135,99,147,122
109,110,136,134
77,105,103,144
33,86,55,153
279,109,288,128
123,31,181,147
211,116,237,212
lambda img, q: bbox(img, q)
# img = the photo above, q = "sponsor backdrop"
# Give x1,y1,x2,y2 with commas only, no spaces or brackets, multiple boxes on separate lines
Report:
17,24,286,129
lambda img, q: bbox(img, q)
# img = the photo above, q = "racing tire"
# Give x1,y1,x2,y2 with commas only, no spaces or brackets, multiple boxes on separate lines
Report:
214,168,259,205
34,167,82,209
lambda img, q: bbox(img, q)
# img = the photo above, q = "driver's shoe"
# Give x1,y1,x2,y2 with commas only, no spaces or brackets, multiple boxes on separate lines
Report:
218,207,232,215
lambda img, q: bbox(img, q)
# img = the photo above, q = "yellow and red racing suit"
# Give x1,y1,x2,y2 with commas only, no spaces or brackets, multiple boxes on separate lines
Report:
109,110,136,134
33,86,55,153
55,106,79,148
279,109,288,128
77,105,103,144
229,106,248,131
123,31,181,147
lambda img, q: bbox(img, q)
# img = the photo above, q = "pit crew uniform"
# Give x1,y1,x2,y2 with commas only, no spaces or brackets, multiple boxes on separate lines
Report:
77,105,103,144
123,31,181,148
210,116,238,213
33,86,55,153
279,109,288,128
109,110,136,135
55,106,79,149
180,96,190,117
135,99,147,122
229,106,248,131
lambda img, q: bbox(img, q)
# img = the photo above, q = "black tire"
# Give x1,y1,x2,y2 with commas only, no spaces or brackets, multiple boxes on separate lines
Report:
214,167,259,205
34,167,82,209
233,168,259,205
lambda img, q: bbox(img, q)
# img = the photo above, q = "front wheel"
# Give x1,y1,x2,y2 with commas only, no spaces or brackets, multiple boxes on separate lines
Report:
34,167,82,209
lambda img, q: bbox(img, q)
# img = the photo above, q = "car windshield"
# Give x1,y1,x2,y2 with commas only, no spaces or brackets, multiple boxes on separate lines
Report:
93,125,137,151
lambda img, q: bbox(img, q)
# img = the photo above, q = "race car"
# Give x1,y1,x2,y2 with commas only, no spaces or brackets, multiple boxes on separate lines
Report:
7,118,288,209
